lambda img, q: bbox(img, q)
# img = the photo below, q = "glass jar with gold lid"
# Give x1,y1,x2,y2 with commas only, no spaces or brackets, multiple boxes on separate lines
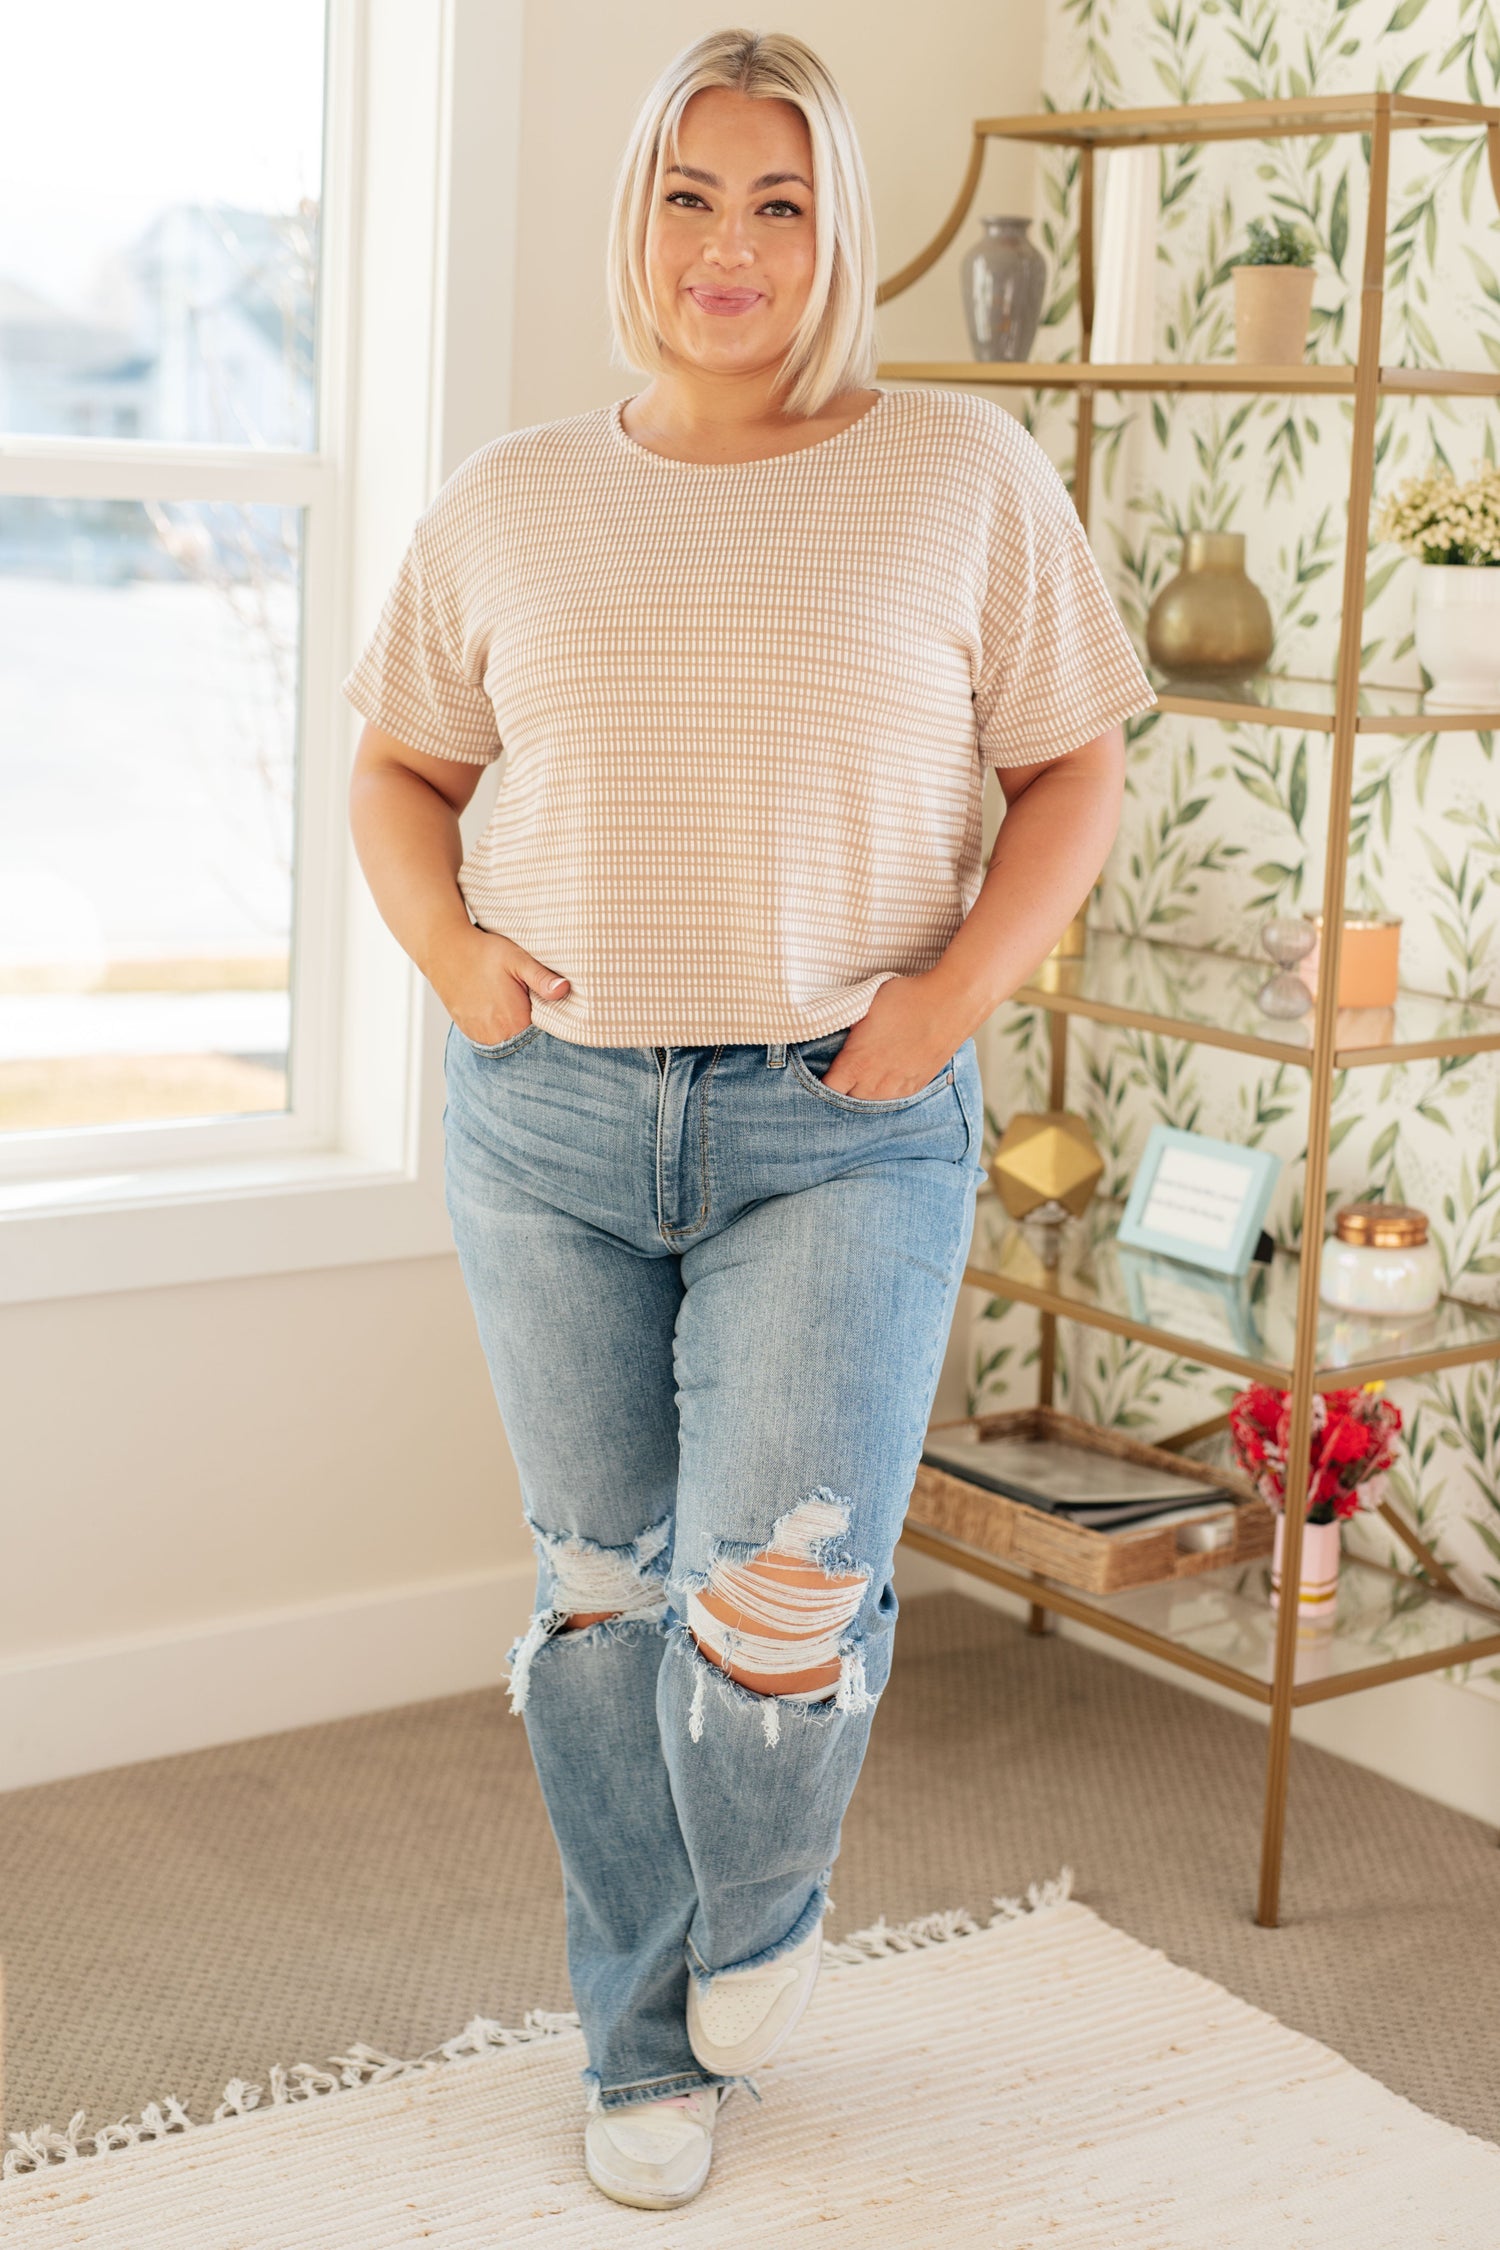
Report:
1319,1203,1442,1317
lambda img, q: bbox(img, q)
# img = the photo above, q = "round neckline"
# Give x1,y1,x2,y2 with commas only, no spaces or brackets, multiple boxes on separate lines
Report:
607,386,889,469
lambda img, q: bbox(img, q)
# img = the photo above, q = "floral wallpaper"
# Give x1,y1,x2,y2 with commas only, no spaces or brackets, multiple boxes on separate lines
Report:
960,0,1500,1698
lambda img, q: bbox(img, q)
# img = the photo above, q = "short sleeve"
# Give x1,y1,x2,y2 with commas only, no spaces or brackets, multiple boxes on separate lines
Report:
340,518,502,766
974,485,1158,772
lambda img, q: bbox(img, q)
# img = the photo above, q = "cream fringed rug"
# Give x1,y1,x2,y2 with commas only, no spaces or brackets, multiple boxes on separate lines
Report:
6,1870,1500,2248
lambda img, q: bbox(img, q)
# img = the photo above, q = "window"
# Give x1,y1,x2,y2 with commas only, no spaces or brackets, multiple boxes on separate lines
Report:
1,2,328,1155
0,0,491,1304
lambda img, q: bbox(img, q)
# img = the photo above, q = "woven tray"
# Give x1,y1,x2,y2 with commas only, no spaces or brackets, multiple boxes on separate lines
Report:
908,1405,1274,1595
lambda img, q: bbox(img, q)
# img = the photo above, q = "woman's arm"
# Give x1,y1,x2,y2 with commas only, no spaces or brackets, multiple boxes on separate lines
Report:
821,725,1125,1100
348,719,571,1042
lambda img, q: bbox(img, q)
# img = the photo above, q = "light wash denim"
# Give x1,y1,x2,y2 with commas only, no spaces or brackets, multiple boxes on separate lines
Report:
441,1020,984,2111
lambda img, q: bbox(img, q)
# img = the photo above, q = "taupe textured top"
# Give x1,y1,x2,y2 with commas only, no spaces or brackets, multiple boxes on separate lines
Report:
341,384,1157,1047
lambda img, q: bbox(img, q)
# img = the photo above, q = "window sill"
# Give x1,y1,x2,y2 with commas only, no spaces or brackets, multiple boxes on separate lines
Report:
0,1141,455,1304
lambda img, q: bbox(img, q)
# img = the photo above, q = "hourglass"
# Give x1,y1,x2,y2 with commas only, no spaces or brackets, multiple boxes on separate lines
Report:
1257,917,1316,1019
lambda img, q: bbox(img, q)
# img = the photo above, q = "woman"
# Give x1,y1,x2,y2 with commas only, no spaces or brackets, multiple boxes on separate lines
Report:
344,27,1155,2212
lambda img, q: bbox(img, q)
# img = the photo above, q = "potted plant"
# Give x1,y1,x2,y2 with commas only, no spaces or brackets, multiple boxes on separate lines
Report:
1230,216,1318,365
1228,1381,1403,1619
1371,460,1500,708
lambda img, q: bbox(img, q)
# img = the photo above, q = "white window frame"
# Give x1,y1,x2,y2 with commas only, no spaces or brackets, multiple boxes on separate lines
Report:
0,0,523,1305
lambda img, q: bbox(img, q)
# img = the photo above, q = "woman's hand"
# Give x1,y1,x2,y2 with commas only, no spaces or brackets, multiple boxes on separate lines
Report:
819,972,969,1099
429,924,570,1046
821,728,1129,1098
823,733,1124,1093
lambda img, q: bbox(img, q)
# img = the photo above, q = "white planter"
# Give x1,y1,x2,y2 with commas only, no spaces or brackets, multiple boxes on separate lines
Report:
1269,1514,1342,1618
1414,563,1500,710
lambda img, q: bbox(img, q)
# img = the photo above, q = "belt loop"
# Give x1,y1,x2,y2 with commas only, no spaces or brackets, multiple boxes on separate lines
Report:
766,1042,787,1069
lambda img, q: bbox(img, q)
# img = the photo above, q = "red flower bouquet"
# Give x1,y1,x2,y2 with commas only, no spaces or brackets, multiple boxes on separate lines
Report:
1228,1381,1403,1524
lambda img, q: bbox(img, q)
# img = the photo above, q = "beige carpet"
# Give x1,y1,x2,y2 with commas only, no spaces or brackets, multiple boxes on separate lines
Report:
2,1590,1498,2160
6,1883,1499,2245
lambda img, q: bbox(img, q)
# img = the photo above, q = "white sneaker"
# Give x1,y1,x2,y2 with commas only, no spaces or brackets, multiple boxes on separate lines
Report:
584,2085,721,2210
687,1924,823,2075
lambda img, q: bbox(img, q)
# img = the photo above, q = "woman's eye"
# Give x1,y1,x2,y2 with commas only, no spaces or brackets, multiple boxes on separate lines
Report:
663,191,804,217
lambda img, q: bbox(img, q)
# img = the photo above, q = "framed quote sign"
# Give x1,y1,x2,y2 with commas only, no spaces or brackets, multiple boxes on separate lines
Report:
1116,1126,1281,1278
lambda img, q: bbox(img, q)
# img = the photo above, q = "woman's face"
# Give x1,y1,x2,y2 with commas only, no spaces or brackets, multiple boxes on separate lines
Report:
645,86,817,383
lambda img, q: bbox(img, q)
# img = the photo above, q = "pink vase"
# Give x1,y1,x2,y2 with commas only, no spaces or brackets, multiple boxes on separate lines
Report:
1270,1514,1341,1617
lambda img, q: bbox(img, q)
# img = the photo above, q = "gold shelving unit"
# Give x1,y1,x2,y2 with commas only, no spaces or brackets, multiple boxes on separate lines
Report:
877,92,1500,1927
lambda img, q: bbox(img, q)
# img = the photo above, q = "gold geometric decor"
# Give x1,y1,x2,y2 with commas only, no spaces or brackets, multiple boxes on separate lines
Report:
987,1110,1104,1222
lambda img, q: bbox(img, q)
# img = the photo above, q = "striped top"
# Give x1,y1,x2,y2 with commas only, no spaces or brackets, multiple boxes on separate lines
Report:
341,384,1157,1047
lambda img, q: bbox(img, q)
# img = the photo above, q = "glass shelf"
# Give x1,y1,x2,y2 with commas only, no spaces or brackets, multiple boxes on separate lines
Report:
877,361,1500,398
1144,666,1500,735
971,93,1500,147
1061,1552,1500,1703
902,1526,1500,1703
1016,929,1500,1069
964,1191,1500,1386
957,1539,1500,1704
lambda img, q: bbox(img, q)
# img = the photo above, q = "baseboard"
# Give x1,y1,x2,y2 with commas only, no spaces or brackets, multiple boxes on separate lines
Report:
0,1563,538,1793
895,1550,1500,1832
10,1551,1497,1827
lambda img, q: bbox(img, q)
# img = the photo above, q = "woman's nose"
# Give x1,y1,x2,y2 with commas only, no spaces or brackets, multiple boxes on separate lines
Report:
703,219,755,269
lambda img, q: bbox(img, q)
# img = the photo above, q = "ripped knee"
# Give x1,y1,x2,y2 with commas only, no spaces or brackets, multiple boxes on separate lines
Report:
687,1497,867,1701
506,1518,670,1713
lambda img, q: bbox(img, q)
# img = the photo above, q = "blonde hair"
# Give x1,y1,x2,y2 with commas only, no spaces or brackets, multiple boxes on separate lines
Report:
605,27,878,418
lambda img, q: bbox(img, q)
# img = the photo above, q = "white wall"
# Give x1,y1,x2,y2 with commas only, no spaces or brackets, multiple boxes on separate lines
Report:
0,0,1048,1789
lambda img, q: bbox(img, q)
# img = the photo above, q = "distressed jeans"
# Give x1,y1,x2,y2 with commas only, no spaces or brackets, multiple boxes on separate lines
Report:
441,1020,984,2110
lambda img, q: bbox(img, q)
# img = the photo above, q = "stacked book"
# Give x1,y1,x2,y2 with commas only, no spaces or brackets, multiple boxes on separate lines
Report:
917,1430,1234,1535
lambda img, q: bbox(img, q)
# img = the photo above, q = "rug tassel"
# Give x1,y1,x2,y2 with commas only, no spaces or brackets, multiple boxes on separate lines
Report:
2,2010,581,2180
821,1865,1074,1964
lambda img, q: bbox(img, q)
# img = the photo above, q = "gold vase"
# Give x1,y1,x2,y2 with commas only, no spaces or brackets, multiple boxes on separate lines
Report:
1145,530,1274,680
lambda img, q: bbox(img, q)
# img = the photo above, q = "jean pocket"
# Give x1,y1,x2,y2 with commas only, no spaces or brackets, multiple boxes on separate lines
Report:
452,1019,543,1059
788,1034,956,1114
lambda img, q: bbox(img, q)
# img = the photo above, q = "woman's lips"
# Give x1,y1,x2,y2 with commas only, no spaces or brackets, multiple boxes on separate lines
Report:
688,286,763,315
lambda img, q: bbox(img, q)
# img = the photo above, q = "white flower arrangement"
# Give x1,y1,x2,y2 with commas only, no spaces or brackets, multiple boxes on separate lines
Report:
1372,460,1500,565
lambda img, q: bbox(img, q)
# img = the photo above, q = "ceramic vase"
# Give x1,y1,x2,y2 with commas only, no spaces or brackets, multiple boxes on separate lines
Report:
1230,265,1317,363
962,216,1046,362
1269,1514,1341,1618
1144,530,1274,679
1414,564,1500,709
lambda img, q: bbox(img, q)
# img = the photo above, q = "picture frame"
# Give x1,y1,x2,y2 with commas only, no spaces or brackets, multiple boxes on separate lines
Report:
1116,1125,1281,1278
